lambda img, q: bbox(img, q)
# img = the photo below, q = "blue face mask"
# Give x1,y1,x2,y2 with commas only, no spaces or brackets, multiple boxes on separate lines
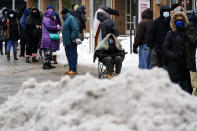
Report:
163,12,169,18
9,14,14,18
109,40,114,44
175,20,184,28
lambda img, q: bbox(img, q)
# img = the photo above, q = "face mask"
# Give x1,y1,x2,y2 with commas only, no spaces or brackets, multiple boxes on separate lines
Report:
109,40,114,44
175,20,184,28
9,14,14,18
163,12,169,18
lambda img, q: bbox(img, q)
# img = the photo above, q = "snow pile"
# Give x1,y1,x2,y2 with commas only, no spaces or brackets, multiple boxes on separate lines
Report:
0,68,197,131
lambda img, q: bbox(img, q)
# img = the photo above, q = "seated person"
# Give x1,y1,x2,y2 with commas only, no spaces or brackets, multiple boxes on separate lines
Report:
93,34,125,79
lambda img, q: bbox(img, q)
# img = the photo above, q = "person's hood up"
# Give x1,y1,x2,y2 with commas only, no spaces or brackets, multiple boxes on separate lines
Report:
24,8,30,17
7,10,16,19
170,12,188,32
97,12,109,22
160,5,170,16
2,8,9,16
142,8,153,19
191,9,197,23
47,4,54,10
44,9,53,18
30,7,39,15
76,5,86,14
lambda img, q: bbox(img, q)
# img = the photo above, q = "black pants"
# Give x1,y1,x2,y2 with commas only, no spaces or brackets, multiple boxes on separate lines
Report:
43,49,52,64
4,39,7,53
20,36,26,55
26,38,39,57
103,56,122,75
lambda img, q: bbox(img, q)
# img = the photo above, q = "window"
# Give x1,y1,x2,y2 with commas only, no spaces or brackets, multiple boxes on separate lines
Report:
94,0,111,14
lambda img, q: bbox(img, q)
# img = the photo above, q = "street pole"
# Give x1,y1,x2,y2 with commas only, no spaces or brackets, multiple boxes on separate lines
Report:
12,0,15,10
38,0,41,11
89,0,94,53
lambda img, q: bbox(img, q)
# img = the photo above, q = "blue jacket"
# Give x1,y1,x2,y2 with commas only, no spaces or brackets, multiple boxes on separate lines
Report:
62,13,80,47
54,12,62,26
20,9,30,36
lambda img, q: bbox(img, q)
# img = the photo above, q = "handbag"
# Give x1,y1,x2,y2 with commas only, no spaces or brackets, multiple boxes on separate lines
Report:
42,25,60,41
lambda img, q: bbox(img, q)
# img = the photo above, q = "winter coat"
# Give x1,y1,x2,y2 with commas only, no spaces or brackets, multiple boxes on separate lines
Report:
76,6,87,33
0,8,9,33
41,10,59,51
97,12,118,39
20,9,30,37
93,34,124,62
6,10,20,40
133,8,153,48
62,13,80,47
25,8,42,40
163,12,189,81
147,5,171,55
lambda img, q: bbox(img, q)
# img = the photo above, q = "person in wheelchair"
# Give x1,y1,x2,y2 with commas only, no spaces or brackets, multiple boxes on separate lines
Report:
93,34,125,79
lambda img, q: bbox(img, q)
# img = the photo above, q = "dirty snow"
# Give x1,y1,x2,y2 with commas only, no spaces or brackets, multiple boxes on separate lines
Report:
0,67,197,131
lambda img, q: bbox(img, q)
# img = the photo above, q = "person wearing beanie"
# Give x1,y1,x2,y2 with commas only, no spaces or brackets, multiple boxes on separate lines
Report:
185,9,197,95
163,12,193,94
61,8,81,75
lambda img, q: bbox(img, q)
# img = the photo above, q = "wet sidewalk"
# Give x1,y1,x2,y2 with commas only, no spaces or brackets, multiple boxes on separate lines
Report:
0,54,97,104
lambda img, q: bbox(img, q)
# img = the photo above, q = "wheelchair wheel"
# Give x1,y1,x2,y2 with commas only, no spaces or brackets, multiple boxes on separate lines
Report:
98,61,107,79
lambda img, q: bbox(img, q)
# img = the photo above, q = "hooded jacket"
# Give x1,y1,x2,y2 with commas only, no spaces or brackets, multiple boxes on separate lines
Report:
20,8,30,37
97,12,118,39
6,10,20,40
25,8,42,40
163,12,189,81
185,10,197,72
41,10,59,51
147,5,171,54
133,8,153,48
93,34,124,62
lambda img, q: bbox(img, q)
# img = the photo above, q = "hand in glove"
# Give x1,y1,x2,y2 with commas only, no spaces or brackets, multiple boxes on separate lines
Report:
73,38,82,45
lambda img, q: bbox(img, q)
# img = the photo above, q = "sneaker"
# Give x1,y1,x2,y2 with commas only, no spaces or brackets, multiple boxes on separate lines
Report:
68,71,77,75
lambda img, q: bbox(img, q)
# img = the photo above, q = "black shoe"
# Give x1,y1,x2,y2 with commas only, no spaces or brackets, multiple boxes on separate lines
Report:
14,53,18,60
48,64,56,69
43,63,51,70
0,52,3,55
32,57,39,62
7,52,10,61
26,57,30,63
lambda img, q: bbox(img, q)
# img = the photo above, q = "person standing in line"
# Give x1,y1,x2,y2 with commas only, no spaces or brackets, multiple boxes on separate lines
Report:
146,6,171,68
61,8,81,75
185,9,197,95
25,8,42,63
163,12,193,94
133,8,153,69
47,4,62,64
5,10,20,61
19,8,30,57
41,10,61,70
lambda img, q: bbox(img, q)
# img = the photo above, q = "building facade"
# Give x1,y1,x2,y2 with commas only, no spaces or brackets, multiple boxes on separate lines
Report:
25,0,197,35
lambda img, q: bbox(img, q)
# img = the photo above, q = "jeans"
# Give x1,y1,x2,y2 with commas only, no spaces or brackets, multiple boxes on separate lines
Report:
139,44,152,69
7,39,17,53
65,44,78,72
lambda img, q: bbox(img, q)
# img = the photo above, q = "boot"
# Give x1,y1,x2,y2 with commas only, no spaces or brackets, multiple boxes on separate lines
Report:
43,63,51,70
107,74,113,79
26,57,30,63
53,55,58,64
32,57,39,62
48,62,56,69
14,53,18,60
68,71,77,75
7,52,10,61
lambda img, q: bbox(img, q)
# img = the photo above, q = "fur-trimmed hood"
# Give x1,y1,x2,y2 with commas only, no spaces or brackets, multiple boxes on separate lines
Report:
170,12,189,32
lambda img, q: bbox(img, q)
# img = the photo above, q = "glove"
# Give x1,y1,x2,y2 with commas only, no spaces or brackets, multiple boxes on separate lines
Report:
73,38,82,45
133,46,138,54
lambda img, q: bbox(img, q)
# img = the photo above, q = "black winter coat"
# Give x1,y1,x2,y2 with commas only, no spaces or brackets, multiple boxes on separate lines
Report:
25,8,42,41
147,6,171,55
97,12,118,39
185,22,197,72
163,30,188,81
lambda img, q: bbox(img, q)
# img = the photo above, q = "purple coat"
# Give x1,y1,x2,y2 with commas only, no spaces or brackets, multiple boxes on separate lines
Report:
41,10,60,51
